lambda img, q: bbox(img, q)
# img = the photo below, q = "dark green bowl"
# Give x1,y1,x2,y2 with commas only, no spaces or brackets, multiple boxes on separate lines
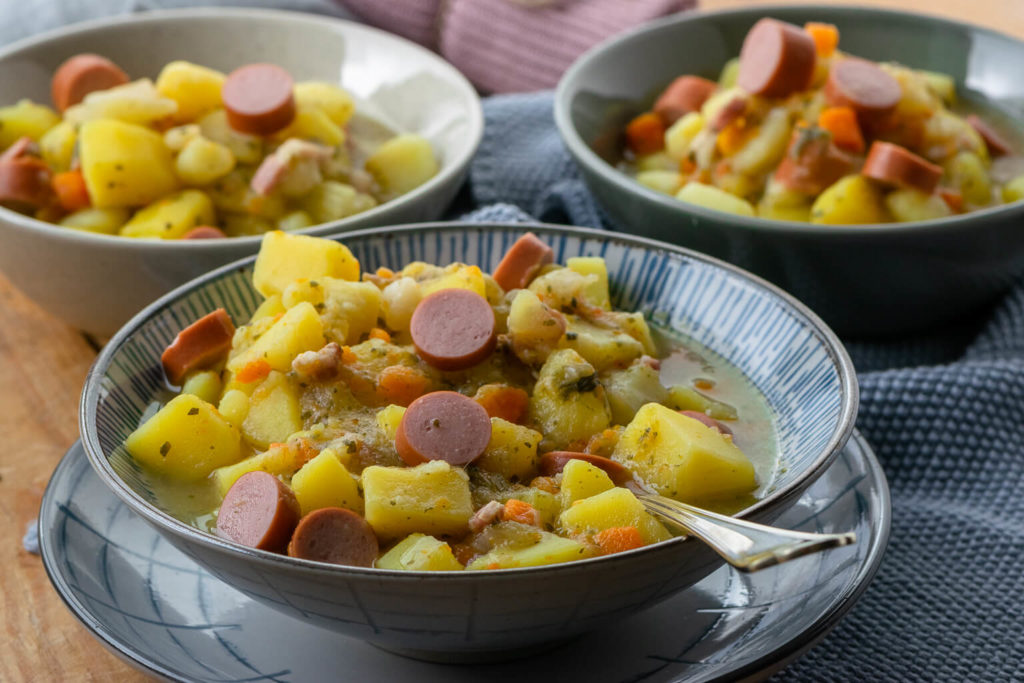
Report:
554,5,1024,337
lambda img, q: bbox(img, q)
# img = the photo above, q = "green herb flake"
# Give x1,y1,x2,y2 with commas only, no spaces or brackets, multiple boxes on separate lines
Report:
159,441,172,457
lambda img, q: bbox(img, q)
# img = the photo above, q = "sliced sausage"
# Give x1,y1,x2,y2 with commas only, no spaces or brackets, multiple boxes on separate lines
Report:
160,308,236,385
51,54,130,112
538,451,633,486
824,59,901,130
0,157,53,210
861,141,943,193
492,232,554,292
182,226,227,239
678,410,733,436
217,471,300,553
737,18,816,98
654,75,718,125
0,136,39,163
967,114,1011,157
287,507,379,567
774,128,858,195
222,63,296,136
394,391,492,466
410,289,496,371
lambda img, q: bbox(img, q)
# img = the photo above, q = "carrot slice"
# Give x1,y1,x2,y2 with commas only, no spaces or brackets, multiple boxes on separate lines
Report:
502,499,542,527
939,188,964,213
473,384,529,424
594,526,645,555
52,169,91,212
625,112,666,156
817,106,864,154
235,359,272,384
368,327,391,343
805,22,839,57
716,120,751,156
376,365,431,406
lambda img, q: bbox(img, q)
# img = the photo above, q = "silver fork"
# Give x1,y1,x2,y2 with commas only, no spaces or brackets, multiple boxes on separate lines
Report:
637,493,857,572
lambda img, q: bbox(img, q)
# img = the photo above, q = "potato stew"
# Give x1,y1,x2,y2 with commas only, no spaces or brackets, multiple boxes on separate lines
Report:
622,19,1024,224
125,231,778,570
0,55,437,237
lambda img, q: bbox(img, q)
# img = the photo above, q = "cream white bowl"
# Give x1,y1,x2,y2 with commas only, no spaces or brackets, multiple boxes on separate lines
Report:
0,8,482,336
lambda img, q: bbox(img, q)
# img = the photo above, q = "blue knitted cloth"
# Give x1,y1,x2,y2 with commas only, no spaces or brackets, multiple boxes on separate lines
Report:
469,93,1024,681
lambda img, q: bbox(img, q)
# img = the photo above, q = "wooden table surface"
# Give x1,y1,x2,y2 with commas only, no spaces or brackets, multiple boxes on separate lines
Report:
3,1,1023,681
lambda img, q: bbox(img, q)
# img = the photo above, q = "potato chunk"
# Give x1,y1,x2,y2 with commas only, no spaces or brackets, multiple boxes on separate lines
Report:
210,443,307,497
120,189,215,239
291,449,363,515
612,403,755,503
227,301,325,374
603,362,669,425
155,61,226,122
558,487,671,544
476,418,542,482
294,81,355,127
241,372,303,449
529,349,611,449
377,533,464,571
376,404,406,442
365,134,439,196
362,461,474,540
467,529,594,569
0,99,60,149
252,231,360,297
566,257,611,310
810,175,888,224
676,182,756,217
124,394,241,481
560,458,614,509
281,277,381,344
561,316,643,371
79,119,179,208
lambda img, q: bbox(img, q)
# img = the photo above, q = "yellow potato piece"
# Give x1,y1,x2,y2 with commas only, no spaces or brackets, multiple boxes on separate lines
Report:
529,349,611,449
420,265,487,298
365,134,439,196
59,208,130,235
124,394,241,482
362,461,474,540
376,533,464,571
181,370,222,405
155,61,226,122
560,458,615,509
566,257,611,310
252,231,360,297
0,99,60,149
227,302,325,374
294,81,356,127
120,189,215,239
39,121,77,173
291,449,363,515
376,404,406,442
467,530,594,569
241,372,303,449
558,487,671,544
476,418,542,481
210,443,306,497
810,175,888,225
80,119,179,209
676,182,756,217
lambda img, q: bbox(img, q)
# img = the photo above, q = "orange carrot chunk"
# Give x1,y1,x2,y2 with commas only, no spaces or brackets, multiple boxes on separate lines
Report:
235,359,272,384
817,106,864,154
805,22,839,58
502,499,542,527
376,365,431,406
625,112,666,156
594,526,645,555
52,169,91,212
368,327,391,343
939,188,964,213
473,384,530,424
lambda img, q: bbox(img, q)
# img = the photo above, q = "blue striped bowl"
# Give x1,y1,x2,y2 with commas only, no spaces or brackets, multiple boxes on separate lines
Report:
80,222,858,661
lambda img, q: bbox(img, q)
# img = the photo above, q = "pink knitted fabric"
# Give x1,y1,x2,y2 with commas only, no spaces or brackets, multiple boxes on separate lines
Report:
339,0,696,93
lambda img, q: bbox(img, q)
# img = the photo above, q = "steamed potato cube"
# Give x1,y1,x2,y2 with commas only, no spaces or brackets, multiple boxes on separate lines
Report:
558,487,671,544
718,58,740,88
175,137,236,186
561,316,643,372
919,70,956,105
566,257,611,310
227,301,325,374
420,265,487,298
198,109,263,164
301,180,377,223
65,79,178,125
210,443,305,497
1003,174,1024,203
241,372,303,449
365,134,439,196
603,362,669,425
664,111,704,161
810,175,888,224
217,389,250,429
120,189,215,239
80,119,179,208
376,404,406,442
758,203,812,222
502,488,560,528
676,182,756,217
155,61,226,122
181,370,222,405
636,170,685,196
944,152,992,206
252,231,360,297
277,209,313,232
612,403,755,503
124,394,241,481
294,81,355,127
276,106,345,146
634,151,676,172
560,458,615,509
362,461,474,540
39,121,77,172
0,99,60,149
666,385,737,421
291,449,363,515
250,294,285,322
476,418,542,481
282,277,381,344
377,533,464,571
59,207,130,235
467,530,594,569
381,277,422,332
507,289,566,365
529,349,612,449
884,189,952,222
729,107,791,176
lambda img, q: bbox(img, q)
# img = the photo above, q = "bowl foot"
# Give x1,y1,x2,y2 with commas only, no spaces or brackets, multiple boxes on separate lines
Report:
370,636,577,664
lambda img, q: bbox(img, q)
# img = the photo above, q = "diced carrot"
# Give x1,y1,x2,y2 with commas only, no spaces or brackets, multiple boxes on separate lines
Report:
625,112,666,156
52,169,90,212
375,267,395,279
487,562,501,570
473,384,529,424
340,345,358,365
502,499,542,527
939,188,964,213
805,22,839,57
235,359,271,384
530,476,560,495
585,428,622,457
716,120,751,156
817,106,864,153
694,378,715,391
376,364,431,406
368,327,391,343
594,526,645,555
679,158,696,174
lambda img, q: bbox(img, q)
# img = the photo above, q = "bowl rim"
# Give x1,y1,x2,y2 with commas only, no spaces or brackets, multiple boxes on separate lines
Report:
80,220,860,578
0,6,484,249
554,3,1024,238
